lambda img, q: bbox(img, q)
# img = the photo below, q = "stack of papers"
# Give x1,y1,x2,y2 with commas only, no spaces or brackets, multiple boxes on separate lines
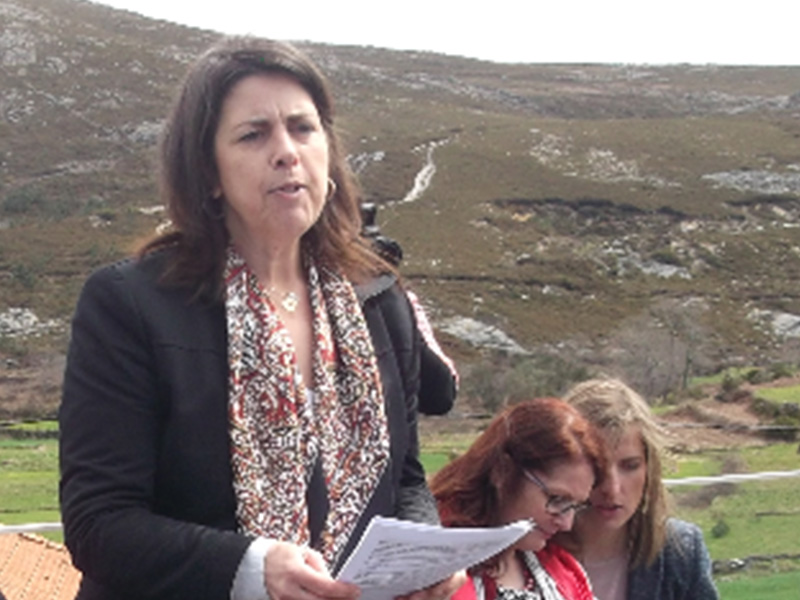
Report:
336,517,533,600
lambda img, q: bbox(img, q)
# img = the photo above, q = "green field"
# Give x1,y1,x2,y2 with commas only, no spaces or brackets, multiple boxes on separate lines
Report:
756,385,800,403
0,436,61,543
717,570,800,600
2,425,799,596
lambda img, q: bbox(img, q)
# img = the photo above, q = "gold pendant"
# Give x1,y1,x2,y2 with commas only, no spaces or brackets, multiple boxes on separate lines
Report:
280,291,299,313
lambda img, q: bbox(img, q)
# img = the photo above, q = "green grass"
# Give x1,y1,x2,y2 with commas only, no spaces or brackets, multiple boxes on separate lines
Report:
666,443,800,560
0,436,58,473
674,477,800,559
665,442,799,478
669,454,723,478
756,385,800,403
689,368,754,387
717,570,800,600
0,436,61,541
738,443,800,472
662,443,800,589
3,428,799,591
5,420,60,432
420,452,452,475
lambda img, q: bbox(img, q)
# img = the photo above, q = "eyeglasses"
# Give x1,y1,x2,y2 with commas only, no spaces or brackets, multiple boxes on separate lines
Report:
522,469,591,516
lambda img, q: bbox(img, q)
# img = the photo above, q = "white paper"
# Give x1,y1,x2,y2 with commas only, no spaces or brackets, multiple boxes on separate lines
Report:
336,517,533,600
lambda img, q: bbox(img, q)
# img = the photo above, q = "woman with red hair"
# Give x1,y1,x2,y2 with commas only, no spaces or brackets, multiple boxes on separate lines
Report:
431,398,606,600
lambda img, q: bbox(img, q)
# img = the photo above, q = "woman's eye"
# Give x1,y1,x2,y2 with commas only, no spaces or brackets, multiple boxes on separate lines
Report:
293,121,315,135
239,130,262,142
621,459,643,471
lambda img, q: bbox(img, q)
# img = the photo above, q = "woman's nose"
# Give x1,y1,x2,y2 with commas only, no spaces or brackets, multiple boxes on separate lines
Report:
271,127,299,168
599,468,621,496
554,510,576,532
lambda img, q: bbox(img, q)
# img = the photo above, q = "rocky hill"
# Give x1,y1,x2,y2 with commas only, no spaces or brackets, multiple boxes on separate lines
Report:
3,0,800,415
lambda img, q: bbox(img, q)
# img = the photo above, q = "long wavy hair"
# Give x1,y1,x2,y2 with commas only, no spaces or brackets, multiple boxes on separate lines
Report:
561,377,670,569
140,36,391,299
430,397,605,573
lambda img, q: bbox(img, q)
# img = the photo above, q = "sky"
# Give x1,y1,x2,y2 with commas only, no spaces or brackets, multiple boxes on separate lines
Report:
92,0,799,66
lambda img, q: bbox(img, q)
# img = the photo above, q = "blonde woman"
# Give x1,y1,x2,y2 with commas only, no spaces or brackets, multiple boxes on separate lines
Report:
557,378,718,600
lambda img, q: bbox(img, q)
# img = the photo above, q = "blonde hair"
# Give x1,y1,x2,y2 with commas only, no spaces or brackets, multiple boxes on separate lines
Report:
562,377,669,569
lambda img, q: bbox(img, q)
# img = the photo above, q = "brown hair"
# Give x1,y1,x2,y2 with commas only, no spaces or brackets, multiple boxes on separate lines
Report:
561,377,670,569
140,36,390,299
430,398,605,572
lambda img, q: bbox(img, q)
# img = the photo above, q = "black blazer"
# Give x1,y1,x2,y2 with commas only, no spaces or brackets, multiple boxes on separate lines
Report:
59,253,437,600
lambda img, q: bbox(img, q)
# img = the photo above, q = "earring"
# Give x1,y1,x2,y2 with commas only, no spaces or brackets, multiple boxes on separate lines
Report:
326,178,337,201
203,196,225,221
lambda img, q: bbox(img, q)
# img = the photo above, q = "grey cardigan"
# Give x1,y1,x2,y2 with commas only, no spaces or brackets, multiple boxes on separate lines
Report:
627,518,719,600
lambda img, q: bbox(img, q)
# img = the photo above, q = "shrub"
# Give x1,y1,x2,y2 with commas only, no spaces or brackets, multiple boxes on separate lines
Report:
505,354,589,405
665,385,707,404
769,362,795,380
0,335,30,358
711,518,730,539
721,371,742,393
461,354,590,415
10,263,37,289
744,368,769,384
462,360,506,414
750,396,780,418
781,402,800,418
1,185,77,220
651,248,683,267
767,415,799,442
686,385,707,399
2,186,45,215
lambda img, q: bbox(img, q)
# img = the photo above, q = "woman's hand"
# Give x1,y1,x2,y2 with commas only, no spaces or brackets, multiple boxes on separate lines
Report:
264,541,361,600
396,570,467,600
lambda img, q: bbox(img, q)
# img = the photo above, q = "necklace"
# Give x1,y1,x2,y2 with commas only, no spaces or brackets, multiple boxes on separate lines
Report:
264,287,300,313
523,568,536,591
492,555,536,593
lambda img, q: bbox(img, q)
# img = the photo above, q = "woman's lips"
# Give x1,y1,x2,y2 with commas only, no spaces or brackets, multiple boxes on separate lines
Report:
270,182,305,195
593,504,623,518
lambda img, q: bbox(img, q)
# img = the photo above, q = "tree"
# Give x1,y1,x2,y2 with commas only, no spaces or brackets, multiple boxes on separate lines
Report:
602,298,715,399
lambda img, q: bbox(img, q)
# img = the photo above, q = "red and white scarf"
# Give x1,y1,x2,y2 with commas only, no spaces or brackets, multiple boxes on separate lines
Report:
225,246,390,568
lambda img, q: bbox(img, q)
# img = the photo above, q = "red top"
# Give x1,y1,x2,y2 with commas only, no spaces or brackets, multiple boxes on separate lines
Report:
452,544,593,600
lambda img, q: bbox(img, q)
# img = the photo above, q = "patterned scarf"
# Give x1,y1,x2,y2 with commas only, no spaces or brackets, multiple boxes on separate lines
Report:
225,246,390,568
477,552,566,600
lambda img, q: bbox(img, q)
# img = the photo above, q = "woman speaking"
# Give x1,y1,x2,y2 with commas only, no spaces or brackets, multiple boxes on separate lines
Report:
59,36,462,600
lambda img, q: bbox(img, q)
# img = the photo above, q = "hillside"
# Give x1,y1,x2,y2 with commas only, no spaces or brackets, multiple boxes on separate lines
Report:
2,0,800,415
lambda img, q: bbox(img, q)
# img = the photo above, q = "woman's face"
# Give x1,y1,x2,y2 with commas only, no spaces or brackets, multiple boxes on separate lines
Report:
214,73,330,253
500,458,594,552
585,426,647,532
